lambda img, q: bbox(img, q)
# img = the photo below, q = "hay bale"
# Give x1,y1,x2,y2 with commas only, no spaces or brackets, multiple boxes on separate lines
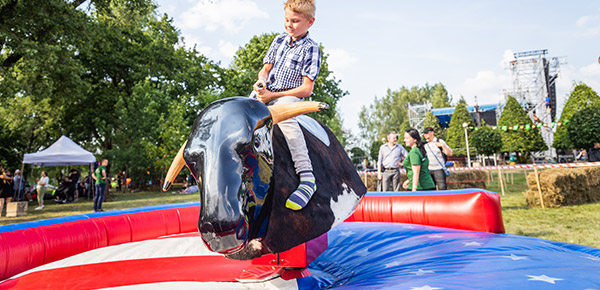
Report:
359,172,408,191
524,166,600,208
447,170,487,189
359,169,487,191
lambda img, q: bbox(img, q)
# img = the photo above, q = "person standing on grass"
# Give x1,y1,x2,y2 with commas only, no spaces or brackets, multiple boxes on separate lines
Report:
12,169,25,201
402,129,436,192
92,159,108,212
423,127,453,190
35,171,49,210
377,131,408,191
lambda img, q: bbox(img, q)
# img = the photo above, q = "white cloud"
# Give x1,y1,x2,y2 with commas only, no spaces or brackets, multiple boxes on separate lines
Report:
453,70,510,105
180,0,268,33
180,35,213,55
217,40,239,60
325,48,358,79
575,14,600,36
500,49,515,68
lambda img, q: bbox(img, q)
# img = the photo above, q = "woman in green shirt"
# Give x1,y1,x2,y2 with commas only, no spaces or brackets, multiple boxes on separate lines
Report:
402,128,436,191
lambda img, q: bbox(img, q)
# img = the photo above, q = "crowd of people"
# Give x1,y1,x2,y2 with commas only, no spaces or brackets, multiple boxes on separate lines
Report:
0,158,135,216
377,127,454,192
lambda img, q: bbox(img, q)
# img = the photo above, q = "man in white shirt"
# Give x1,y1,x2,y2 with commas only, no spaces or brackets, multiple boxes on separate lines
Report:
423,127,453,190
377,131,408,191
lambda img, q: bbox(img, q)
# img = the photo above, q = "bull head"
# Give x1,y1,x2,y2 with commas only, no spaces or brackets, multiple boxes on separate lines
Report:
163,97,328,257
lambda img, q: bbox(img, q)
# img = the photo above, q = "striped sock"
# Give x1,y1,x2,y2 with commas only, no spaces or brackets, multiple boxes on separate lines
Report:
286,171,316,210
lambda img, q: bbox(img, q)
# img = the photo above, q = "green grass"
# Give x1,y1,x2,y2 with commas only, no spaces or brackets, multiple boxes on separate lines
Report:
0,190,199,226
2,173,600,249
488,169,600,248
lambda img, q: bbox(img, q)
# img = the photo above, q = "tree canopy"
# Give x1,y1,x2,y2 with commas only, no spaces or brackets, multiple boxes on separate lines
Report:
567,105,600,150
0,0,348,184
445,102,475,156
553,83,600,150
471,126,503,156
358,83,450,152
497,96,547,155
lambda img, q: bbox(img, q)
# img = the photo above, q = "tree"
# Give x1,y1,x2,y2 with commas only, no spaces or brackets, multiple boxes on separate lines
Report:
369,140,384,162
471,126,503,156
553,83,600,149
431,83,451,108
445,103,475,156
567,106,600,150
349,147,366,167
423,111,446,140
497,96,547,156
0,0,222,182
359,83,443,146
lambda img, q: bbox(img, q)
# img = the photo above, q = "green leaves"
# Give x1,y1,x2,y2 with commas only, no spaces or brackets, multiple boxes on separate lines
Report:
471,126,502,156
446,102,475,156
553,83,600,150
359,83,450,148
497,96,547,154
567,106,600,150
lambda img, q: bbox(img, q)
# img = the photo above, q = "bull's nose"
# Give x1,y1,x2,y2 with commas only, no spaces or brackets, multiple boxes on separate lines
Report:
199,220,248,254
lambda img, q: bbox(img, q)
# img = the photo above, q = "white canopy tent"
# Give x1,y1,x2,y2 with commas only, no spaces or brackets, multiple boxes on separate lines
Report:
20,136,97,198
23,136,96,167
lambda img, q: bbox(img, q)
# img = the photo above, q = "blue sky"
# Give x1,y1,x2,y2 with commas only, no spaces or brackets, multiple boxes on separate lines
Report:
153,0,600,137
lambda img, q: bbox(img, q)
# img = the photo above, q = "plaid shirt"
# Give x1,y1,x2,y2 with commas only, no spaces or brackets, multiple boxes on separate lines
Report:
263,32,321,93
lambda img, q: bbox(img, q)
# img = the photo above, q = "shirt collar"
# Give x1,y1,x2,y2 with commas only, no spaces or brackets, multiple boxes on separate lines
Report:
285,31,310,47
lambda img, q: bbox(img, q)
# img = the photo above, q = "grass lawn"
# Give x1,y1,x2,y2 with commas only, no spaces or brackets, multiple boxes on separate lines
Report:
0,190,199,226
487,169,600,248
2,171,600,249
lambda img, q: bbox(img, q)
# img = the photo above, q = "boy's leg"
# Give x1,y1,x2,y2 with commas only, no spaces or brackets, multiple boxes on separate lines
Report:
272,96,316,210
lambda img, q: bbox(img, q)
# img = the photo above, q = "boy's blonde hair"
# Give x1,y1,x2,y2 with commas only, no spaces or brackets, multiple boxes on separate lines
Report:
284,0,315,19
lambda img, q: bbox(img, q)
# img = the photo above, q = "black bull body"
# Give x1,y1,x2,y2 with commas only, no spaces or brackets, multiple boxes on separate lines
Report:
165,97,366,260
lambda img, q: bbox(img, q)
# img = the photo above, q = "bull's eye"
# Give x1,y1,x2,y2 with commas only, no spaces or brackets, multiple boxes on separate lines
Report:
254,136,260,148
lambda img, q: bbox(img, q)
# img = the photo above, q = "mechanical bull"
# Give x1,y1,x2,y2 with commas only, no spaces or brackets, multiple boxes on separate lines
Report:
163,97,366,260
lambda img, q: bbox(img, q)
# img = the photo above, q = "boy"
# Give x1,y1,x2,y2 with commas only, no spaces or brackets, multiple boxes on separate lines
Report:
253,0,320,210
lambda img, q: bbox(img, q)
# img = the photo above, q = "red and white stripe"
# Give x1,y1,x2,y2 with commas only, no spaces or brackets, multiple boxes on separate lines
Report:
1,233,298,290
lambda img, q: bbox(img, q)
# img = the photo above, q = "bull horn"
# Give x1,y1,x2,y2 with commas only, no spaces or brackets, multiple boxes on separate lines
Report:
268,101,329,125
162,140,187,192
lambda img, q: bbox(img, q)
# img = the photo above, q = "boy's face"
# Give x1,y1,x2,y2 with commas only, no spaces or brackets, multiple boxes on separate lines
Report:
284,9,314,41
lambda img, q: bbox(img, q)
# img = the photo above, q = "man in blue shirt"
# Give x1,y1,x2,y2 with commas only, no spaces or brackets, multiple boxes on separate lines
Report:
377,131,408,191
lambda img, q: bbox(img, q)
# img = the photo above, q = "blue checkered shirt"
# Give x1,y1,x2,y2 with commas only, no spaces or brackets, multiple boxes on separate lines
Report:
263,32,321,93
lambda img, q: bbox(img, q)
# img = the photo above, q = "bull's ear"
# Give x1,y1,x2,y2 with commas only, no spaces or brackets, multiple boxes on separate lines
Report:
162,140,187,191
268,101,329,125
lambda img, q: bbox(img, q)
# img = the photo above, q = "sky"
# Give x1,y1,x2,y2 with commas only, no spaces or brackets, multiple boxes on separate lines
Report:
152,0,600,138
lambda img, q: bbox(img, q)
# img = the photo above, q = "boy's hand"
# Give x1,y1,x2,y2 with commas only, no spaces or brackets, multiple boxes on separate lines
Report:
257,90,276,104
253,78,266,93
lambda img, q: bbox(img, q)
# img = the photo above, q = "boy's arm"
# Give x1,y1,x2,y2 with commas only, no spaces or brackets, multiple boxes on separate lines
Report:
254,63,273,91
256,76,315,104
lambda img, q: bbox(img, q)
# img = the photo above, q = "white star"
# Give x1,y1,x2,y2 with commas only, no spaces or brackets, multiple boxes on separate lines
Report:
401,224,416,229
526,274,563,284
409,269,435,275
355,248,369,256
427,234,443,239
338,230,354,237
585,256,600,262
384,261,402,268
501,254,530,261
463,241,483,247
410,286,442,290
